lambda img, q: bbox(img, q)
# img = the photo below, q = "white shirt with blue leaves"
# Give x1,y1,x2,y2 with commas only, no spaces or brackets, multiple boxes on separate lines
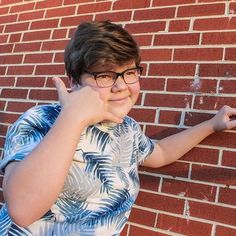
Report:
0,104,154,236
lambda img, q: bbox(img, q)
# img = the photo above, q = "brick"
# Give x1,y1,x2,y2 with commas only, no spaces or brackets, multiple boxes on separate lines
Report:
198,0,226,2
120,224,128,236
0,25,4,34
166,79,217,93
216,226,236,236
16,77,45,87
9,33,21,43
35,64,65,75
54,52,64,63
14,42,41,52
144,93,193,108
135,191,185,214
154,33,200,46
145,125,183,139
191,164,236,186
0,6,9,15
24,53,53,64
222,151,236,168
162,179,217,201
41,40,68,51
128,108,156,123
0,137,5,148
219,80,236,94
0,55,23,64
129,207,156,226
141,49,172,61
0,44,13,53
169,19,190,32
29,89,58,101
30,19,59,30
77,2,111,14
134,7,176,20
139,173,160,191
7,66,34,75
4,22,29,33
135,93,142,106
199,64,236,77
194,96,236,111
1,89,28,99
153,0,195,6
129,225,167,236
0,124,8,137
45,6,76,18
0,0,22,6
0,112,19,123
202,32,236,45
113,0,151,10
189,200,236,226
125,21,166,34
95,11,132,22
133,35,152,47
140,162,189,178
159,110,181,125
0,14,17,24
140,77,165,91
174,48,223,61
22,30,51,41
0,34,8,44
35,0,63,9
64,0,93,4
0,67,6,75
156,214,212,236
184,112,214,127
230,2,236,12
0,77,15,87
218,187,236,206
203,130,236,148
6,102,36,113
52,29,67,39
10,2,34,13
177,3,225,17
0,101,6,111
194,17,236,31
18,10,45,21
149,63,196,76
60,15,93,27
225,48,236,61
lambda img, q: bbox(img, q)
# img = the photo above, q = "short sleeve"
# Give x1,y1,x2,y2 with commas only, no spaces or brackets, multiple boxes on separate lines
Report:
130,117,155,164
0,105,59,174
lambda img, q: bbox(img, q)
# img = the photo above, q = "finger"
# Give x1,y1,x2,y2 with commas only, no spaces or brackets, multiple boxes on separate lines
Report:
52,77,68,104
226,119,236,130
227,107,236,116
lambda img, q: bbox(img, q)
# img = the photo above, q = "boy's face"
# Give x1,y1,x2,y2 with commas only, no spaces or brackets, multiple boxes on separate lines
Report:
72,61,140,120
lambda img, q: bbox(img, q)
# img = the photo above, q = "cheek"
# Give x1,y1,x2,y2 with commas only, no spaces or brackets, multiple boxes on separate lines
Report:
130,83,140,99
93,87,110,101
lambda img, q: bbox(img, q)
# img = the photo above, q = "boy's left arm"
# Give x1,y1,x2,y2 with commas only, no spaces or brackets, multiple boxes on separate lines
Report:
142,105,236,168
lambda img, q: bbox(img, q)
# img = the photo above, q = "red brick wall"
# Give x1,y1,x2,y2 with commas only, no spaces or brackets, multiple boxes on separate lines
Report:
1,0,236,235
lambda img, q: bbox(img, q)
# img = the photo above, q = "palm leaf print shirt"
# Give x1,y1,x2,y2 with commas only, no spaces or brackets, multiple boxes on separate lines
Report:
0,104,154,236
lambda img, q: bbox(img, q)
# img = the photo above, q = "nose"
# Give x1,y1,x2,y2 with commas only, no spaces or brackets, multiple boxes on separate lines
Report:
112,75,128,91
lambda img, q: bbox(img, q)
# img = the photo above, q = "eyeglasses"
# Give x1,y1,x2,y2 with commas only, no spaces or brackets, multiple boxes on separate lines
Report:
84,66,143,88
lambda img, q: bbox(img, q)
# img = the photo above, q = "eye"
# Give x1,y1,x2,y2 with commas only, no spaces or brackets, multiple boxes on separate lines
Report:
96,73,113,80
125,69,137,76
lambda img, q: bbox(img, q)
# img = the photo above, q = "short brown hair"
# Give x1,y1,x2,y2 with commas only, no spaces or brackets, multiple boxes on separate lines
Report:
64,21,140,84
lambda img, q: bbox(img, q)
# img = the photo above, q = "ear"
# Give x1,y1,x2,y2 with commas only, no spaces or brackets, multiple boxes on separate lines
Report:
68,76,80,91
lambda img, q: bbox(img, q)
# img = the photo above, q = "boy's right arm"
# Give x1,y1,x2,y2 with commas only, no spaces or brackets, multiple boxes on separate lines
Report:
3,77,122,227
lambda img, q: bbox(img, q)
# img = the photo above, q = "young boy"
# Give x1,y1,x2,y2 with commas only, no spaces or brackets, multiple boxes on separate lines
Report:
0,21,236,236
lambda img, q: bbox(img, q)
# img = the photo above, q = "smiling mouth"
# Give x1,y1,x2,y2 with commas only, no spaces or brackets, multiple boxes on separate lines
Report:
109,97,129,103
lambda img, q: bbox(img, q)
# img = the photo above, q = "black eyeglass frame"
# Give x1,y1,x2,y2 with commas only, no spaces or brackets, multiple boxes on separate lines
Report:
84,66,143,88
